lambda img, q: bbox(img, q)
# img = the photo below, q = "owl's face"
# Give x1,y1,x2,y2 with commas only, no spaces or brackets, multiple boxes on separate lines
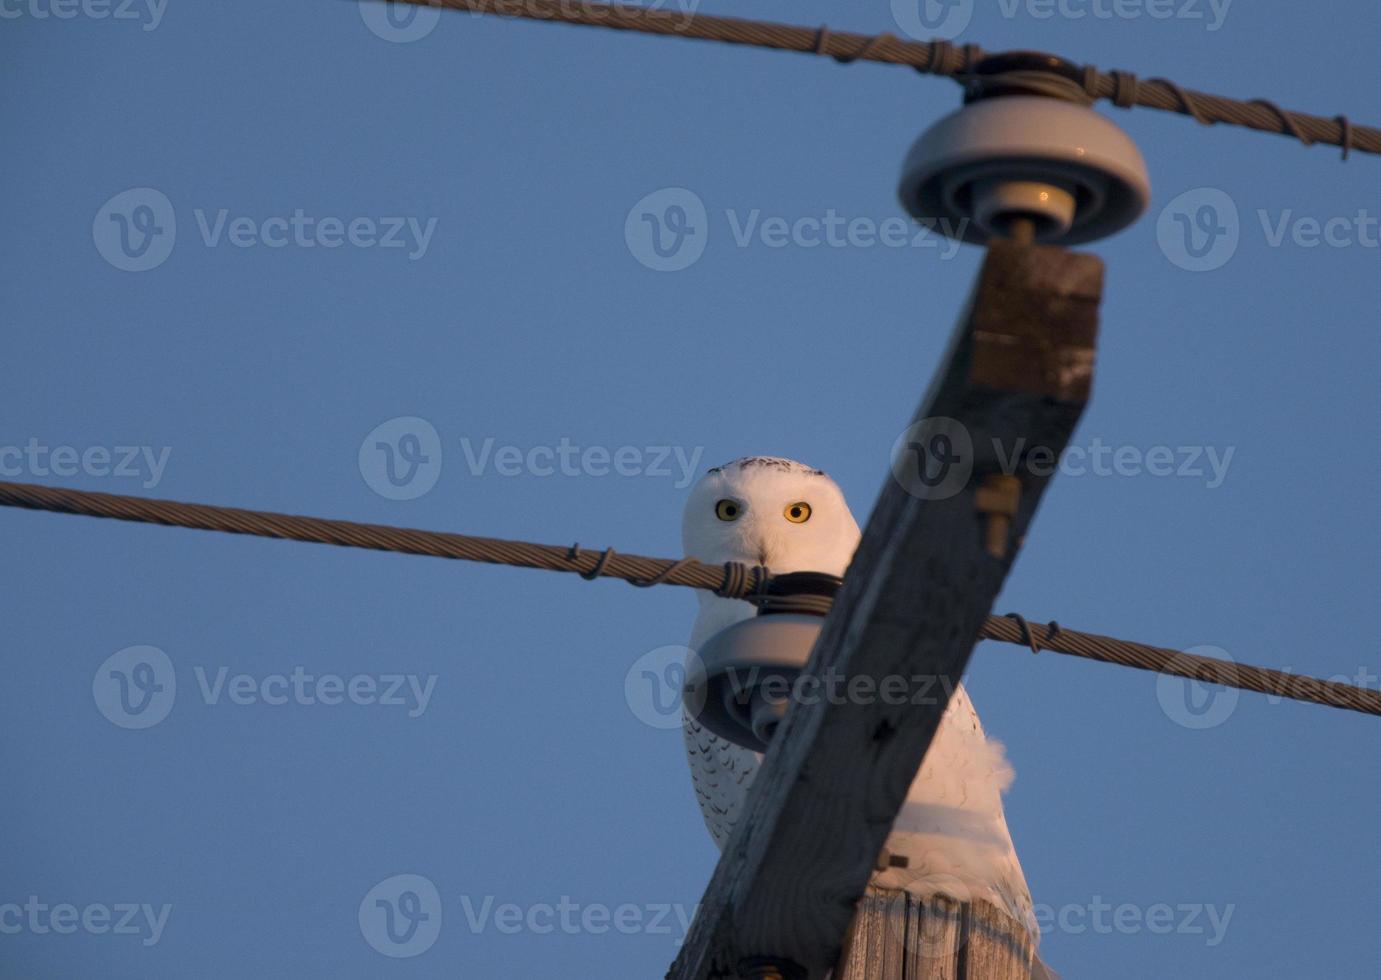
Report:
681,457,861,576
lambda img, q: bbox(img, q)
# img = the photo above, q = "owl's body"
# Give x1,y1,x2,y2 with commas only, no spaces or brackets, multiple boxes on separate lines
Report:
680,457,1036,941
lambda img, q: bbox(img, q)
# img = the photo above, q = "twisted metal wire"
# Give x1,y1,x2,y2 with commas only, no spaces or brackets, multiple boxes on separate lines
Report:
981,615,1381,716
2,479,1378,718
0,480,766,599
388,0,1377,158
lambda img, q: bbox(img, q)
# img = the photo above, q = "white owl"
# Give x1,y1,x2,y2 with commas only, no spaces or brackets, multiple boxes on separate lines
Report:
680,456,1037,941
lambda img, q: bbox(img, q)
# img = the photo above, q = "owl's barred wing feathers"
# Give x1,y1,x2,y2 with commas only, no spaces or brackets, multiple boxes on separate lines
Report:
678,456,1037,945
682,713,758,847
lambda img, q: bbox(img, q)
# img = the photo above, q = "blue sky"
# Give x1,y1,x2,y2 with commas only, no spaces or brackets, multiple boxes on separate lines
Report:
3,1,1380,977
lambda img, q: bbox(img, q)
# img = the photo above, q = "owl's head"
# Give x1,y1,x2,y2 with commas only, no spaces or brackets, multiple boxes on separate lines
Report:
681,456,861,575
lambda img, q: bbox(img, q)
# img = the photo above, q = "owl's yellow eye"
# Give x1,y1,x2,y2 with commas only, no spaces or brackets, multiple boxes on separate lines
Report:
783,501,812,523
715,499,742,522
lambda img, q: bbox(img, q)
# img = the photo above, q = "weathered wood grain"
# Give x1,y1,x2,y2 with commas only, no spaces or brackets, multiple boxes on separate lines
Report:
835,894,1038,980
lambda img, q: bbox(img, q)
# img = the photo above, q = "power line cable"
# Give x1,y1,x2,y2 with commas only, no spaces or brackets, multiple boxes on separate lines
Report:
3,479,1376,719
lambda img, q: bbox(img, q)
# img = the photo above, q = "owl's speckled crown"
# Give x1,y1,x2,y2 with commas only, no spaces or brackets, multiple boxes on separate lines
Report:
707,456,826,477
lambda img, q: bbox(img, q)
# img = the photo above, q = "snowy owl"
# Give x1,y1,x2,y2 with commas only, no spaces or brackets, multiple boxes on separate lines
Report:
680,456,1037,940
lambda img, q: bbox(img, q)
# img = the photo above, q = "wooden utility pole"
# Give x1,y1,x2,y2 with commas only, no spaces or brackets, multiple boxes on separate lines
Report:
836,893,1048,980
669,240,1103,980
